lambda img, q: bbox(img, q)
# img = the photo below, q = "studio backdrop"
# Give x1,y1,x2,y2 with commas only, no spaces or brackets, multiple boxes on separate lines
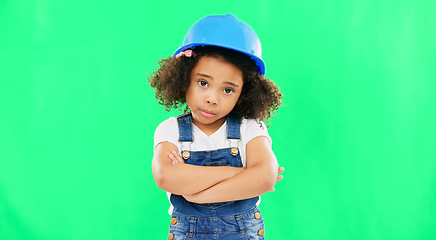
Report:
1,0,435,239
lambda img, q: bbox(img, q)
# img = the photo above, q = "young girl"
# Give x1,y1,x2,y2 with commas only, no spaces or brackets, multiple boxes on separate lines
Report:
149,14,283,240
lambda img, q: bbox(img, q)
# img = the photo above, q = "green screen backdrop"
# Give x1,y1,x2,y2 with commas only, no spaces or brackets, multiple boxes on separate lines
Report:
1,0,435,239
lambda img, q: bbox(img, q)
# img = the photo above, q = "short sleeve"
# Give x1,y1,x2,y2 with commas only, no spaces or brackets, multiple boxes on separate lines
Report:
242,119,272,146
153,117,179,150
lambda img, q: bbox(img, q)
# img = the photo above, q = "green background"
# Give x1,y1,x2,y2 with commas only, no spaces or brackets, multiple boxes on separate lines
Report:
1,0,435,239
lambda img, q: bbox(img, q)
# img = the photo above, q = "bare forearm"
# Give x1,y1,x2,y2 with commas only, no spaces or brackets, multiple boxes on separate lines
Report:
153,163,243,195
152,142,244,195
184,137,280,204
184,164,277,203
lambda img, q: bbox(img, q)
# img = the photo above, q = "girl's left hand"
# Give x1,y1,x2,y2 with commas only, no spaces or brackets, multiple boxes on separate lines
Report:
169,150,185,165
269,167,285,192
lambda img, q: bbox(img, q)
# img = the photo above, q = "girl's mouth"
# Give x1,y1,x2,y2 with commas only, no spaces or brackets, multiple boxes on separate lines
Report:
199,110,216,118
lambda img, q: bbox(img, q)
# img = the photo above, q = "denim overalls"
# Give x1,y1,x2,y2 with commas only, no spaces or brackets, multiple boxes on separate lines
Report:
167,113,265,240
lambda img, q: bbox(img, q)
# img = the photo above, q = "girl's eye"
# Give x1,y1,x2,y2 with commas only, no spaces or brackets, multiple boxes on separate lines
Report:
223,88,234,94
198,80,208,87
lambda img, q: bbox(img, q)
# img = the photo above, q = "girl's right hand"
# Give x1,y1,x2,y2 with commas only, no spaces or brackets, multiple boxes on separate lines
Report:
169,150,185,165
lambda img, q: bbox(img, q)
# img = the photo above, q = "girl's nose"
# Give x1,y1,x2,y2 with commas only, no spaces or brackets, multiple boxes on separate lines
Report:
206,94,218,105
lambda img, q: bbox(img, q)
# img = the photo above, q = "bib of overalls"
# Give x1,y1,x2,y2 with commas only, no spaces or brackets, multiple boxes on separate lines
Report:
177,112,243,168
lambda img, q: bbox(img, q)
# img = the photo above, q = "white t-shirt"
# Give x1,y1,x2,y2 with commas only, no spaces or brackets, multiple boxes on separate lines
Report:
153,117,271,166
153,116,271,214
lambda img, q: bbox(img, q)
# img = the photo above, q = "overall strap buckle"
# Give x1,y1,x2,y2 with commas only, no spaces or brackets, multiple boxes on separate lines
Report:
177,113,242,158
177,113,193,160
227,114,241,156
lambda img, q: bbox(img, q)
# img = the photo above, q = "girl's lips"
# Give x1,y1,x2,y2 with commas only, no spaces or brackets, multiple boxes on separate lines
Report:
199,110,216,118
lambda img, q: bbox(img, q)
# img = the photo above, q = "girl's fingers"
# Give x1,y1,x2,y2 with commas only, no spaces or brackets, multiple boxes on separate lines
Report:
274,167,284,187
275,167,284,182
172,151,183,163
169,150,185,164
169,152,180,164
267,167,285,192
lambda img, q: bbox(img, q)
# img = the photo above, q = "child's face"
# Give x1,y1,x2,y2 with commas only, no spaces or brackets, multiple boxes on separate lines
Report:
186,55,243,133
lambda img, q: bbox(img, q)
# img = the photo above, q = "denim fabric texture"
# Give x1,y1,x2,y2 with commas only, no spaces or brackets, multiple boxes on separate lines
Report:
168,113,264,239
169,207,265,240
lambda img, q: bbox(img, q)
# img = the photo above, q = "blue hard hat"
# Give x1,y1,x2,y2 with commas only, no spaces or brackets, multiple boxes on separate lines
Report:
174,14,266,75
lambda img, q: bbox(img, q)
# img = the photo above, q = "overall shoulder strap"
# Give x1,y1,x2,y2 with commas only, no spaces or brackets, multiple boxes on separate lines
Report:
226,114,241,140
227,114,241,157
177,112,193,142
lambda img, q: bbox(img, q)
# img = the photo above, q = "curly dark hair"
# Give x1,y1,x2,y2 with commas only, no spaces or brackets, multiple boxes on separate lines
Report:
148,46,282,123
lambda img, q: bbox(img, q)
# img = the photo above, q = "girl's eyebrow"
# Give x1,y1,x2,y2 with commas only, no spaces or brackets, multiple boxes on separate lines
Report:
196,73,212,79
224,81,240,88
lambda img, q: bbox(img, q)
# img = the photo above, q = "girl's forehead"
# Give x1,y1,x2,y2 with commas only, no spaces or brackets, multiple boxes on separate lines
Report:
195,55,241,72
194,56,239,70
192,56,243,84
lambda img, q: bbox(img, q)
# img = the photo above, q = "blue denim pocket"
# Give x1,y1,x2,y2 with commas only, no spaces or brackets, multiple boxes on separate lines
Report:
238,208,265,239
168,228,188,240
168,215,190,240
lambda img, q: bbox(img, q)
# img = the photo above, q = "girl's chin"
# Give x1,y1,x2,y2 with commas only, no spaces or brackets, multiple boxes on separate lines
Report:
194,116,217,125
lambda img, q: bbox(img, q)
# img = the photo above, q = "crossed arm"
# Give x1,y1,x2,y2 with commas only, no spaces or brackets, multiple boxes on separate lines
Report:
151,136,284,203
